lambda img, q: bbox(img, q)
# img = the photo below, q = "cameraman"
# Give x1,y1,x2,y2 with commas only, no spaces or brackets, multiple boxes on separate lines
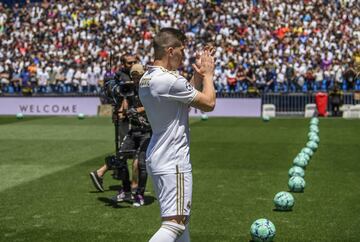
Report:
89,53,138,192
90,64,151,207
116,53,139,147
111,64,151,206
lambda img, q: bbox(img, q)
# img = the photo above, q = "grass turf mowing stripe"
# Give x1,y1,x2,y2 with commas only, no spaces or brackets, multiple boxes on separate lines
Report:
0,117,359,241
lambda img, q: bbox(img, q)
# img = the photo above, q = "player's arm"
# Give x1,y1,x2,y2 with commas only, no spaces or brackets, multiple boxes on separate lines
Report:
190,50,216,112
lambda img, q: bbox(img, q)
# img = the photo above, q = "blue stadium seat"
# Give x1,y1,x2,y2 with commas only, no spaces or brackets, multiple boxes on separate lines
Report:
242,83,248,92
355,79,360,91
342,81,347,91
8,86,14,93
312,82,317,92
303,83,308,92
321,80,327,91
289,83,297,92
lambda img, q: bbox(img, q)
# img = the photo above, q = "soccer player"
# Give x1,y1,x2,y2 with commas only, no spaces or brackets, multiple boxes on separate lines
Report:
139,28,215,242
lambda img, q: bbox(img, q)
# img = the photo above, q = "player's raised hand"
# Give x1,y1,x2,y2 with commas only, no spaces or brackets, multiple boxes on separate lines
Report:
193,45,215,70
192,49,215,77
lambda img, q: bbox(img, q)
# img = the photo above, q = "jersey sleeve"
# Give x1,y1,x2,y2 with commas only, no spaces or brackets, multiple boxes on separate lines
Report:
166,76,198,104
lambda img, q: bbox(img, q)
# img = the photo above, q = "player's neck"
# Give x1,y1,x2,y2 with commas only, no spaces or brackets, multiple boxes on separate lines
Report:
153,59,175,71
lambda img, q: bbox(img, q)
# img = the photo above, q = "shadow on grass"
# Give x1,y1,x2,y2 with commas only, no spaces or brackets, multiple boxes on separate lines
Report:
272,208,293,212
97,197,132,208
97,195,156,208
108,184,122,191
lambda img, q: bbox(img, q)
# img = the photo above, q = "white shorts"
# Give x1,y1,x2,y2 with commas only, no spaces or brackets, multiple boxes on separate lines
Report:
151,172,192,217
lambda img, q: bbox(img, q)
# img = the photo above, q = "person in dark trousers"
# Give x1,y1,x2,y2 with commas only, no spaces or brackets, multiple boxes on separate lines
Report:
329,84,343,117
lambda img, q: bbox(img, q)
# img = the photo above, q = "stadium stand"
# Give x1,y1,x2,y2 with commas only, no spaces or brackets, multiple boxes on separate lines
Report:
0,0,359,95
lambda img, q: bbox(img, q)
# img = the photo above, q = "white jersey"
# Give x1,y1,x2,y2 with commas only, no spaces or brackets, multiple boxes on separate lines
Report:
139,66,198,175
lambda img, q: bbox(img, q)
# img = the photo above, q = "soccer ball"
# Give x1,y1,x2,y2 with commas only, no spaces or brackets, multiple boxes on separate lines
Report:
16,113,24,119
309,134,320,143
288,176,306,192
310,117,319,125
274,191,295,211
250,218,276,242
298,152,310,163
77,113,85,120
293,156,308,168
308,131,318,139
309,125,319,133
306,141,318,151
262,115,270,122
288,166,305,178
201,114,208,121
301,147,314,157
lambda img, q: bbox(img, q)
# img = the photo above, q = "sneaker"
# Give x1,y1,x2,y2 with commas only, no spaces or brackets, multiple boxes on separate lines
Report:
89,171,104,192
111,189,132,203
133,194,145,207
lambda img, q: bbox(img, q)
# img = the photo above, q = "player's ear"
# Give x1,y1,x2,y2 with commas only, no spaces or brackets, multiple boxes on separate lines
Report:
168,47,174,57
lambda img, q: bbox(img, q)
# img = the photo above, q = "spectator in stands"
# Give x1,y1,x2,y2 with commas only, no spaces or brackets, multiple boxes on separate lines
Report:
0,0,359,95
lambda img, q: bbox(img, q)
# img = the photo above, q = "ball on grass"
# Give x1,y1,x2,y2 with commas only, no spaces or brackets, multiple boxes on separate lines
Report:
16,113,24,119
262,115,270,122
309,134,320,143
310,124,319,133
306,141,318,151
250,218,276,242
308,131,318,139
310,118,319,125
293,156,308,168
77,113,85,120
274,191,294,211
301,147,314,157
200,114,208,121
298,152,310,163
288,166,305,178
288,176,306,192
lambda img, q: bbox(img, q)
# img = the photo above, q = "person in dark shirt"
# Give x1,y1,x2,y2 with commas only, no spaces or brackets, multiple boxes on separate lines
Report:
329,84,343,117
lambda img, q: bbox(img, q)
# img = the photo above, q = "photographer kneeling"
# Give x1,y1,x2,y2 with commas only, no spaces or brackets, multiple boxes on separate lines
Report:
90,64,151,207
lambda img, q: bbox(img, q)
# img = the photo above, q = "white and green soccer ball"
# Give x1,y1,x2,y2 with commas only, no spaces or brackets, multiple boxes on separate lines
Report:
310,118,319,125
16,113,24,119
77,113,85,120
262,115,270,122
308,131,318,139
288,176,306,192
309,124,319,133
301,147,314,157
201,114,208,121
274,191,295,211
288,166,305,178
298,152,310,163
306,141,318,151
250,218,276,242
309,134,320,143
293,156,308,168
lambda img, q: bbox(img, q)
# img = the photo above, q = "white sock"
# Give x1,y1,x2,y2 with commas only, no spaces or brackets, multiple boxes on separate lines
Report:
149,221,185,242
176,224,190,242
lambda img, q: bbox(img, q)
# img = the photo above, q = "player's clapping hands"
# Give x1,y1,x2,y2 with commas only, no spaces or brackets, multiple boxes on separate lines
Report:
192,46,215,78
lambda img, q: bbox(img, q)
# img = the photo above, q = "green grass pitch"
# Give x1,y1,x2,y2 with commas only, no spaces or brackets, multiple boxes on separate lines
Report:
0,116,359,242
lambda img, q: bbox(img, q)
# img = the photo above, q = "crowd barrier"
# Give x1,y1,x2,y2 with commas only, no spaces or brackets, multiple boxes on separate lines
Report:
0,92,359,117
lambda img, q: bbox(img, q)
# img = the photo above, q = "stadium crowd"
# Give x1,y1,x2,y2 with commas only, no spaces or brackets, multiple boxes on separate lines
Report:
0,0,359,95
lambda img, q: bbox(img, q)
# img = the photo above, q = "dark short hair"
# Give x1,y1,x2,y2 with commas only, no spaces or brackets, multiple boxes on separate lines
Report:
120,53,138,64
153,28,186,60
